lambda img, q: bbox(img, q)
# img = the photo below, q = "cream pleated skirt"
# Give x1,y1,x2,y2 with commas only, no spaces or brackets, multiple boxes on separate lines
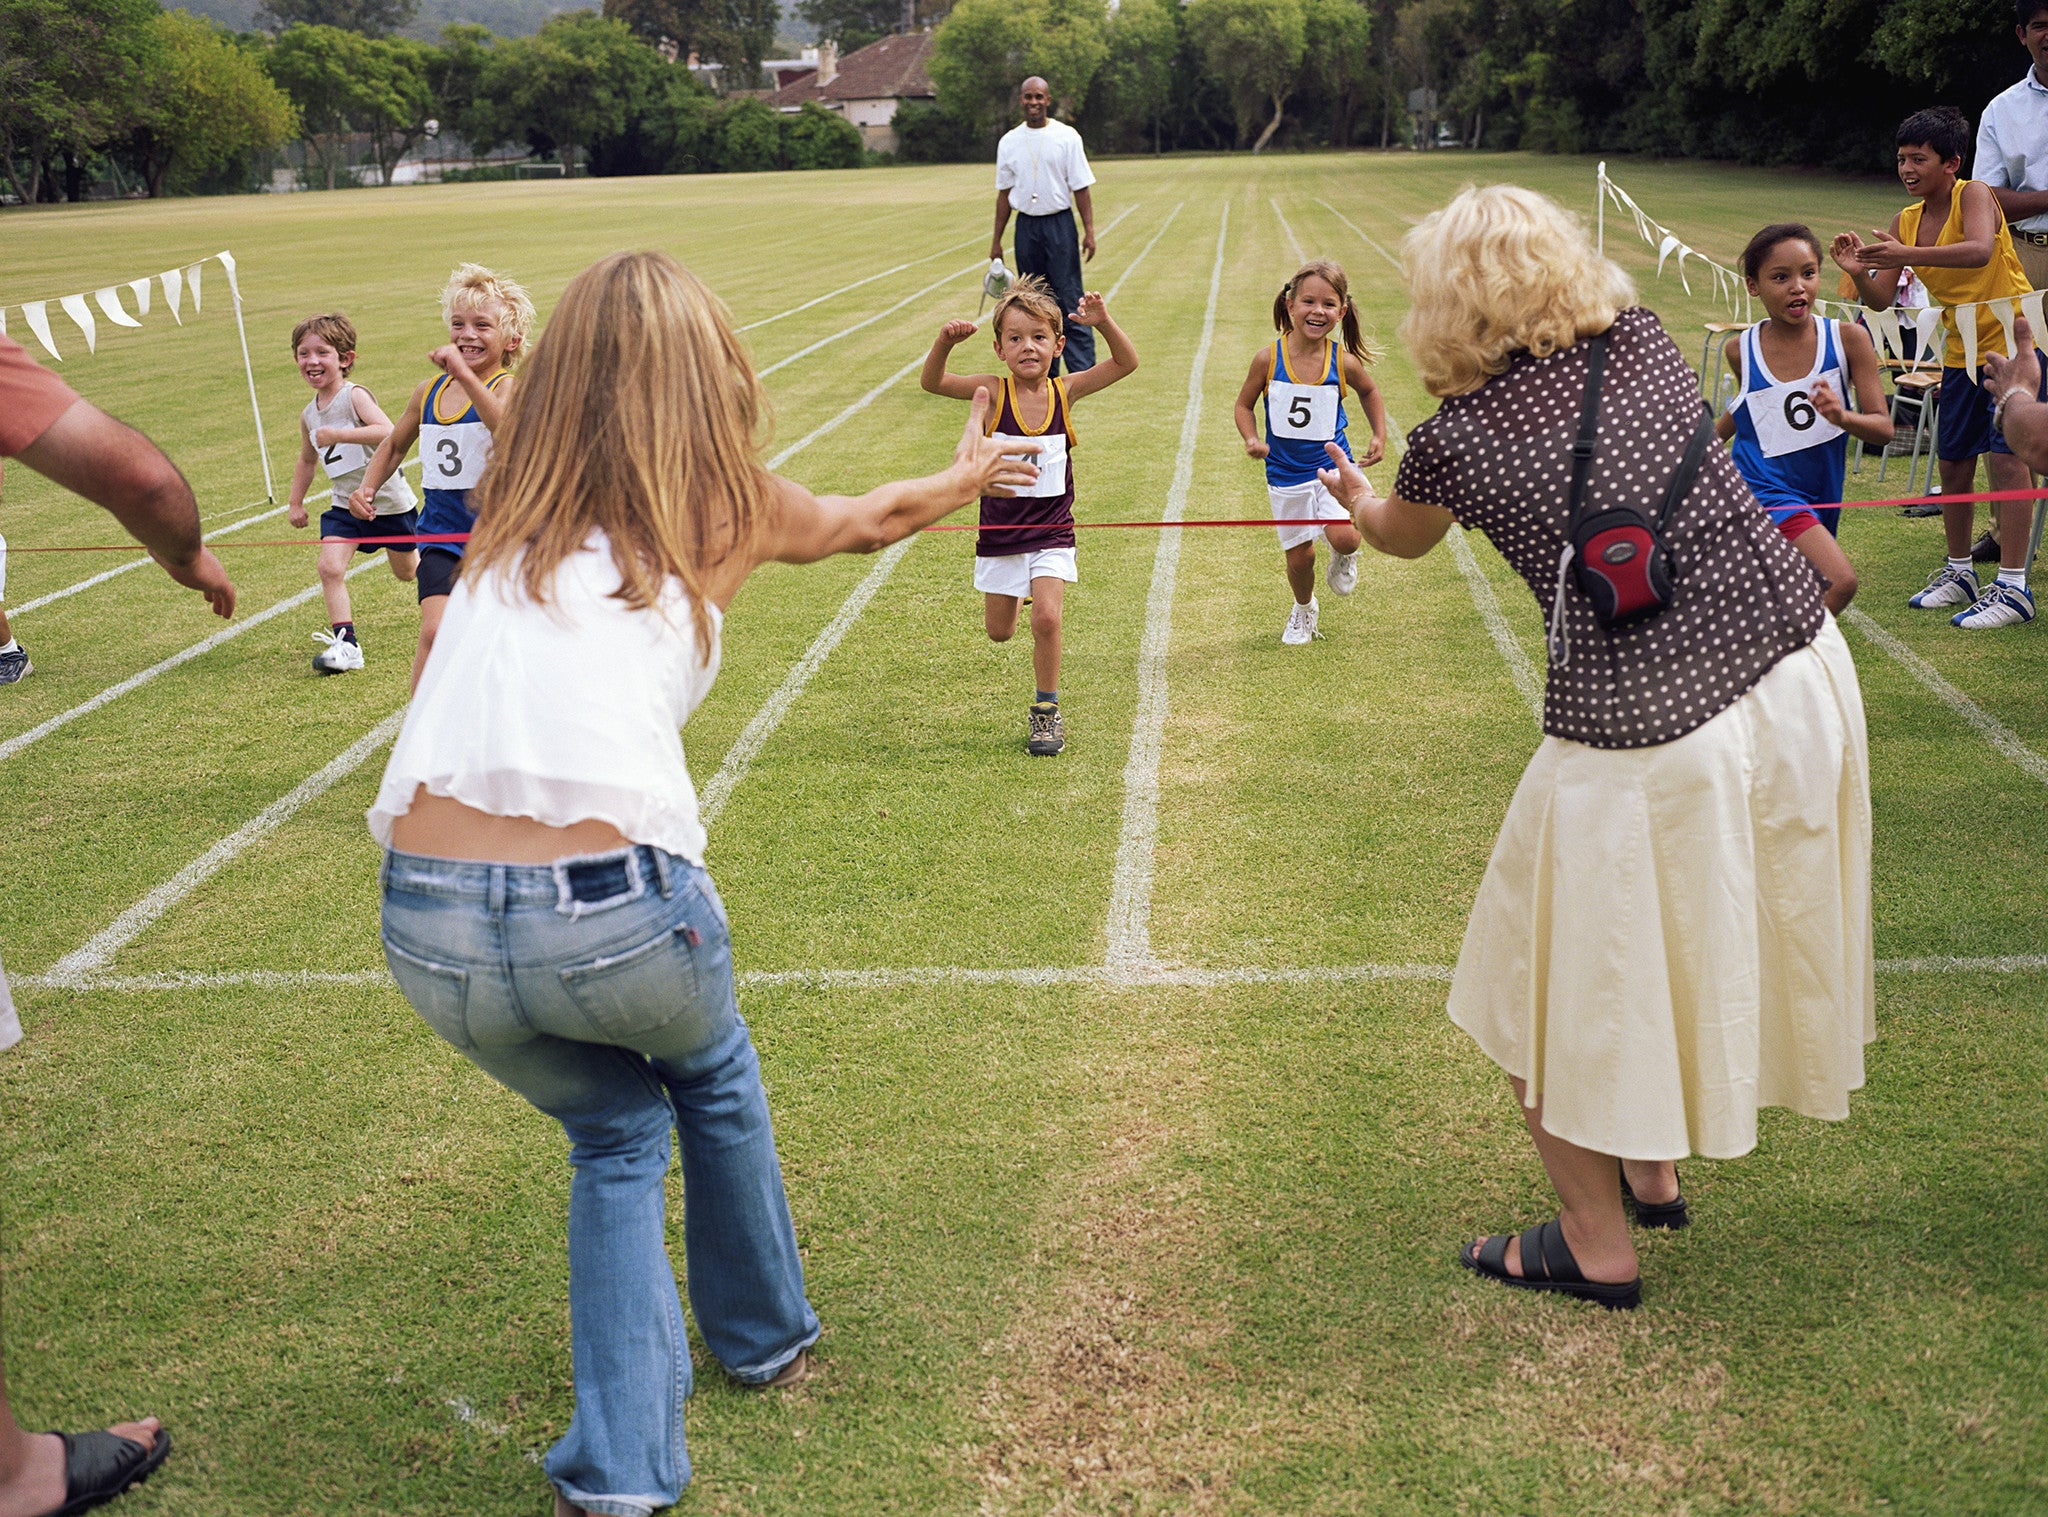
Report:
1450,617,1875,1161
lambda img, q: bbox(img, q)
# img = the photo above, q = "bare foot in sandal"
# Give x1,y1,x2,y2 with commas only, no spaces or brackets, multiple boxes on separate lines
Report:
0,1418,166,1517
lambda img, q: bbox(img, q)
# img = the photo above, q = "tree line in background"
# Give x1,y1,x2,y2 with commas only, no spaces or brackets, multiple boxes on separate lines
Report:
0,0,2023,202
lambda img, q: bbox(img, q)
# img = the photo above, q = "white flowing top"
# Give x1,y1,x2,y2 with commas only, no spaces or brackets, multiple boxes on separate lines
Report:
368,531,722,864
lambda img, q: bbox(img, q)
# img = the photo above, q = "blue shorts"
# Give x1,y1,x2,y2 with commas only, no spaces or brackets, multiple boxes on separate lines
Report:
416,546,461,603
320,505,419,554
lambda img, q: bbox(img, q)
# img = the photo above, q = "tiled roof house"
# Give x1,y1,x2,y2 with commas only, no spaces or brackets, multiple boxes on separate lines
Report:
762,31,937,154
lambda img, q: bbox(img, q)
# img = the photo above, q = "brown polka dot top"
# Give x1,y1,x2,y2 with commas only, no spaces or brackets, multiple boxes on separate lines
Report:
1394,307,1826,750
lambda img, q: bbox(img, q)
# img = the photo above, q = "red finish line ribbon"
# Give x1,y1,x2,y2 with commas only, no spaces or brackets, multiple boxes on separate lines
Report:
5,488,2041,555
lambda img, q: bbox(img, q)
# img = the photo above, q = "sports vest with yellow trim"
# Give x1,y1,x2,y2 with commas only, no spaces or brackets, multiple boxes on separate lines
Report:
977,374,1076,558
1901,181,2032,368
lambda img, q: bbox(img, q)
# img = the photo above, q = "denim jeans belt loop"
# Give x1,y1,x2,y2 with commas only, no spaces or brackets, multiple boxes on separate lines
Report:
487,863,508,916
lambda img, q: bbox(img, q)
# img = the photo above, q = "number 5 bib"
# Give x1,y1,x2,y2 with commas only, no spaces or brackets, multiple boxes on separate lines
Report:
420,416,493,490
1268,378,1340,441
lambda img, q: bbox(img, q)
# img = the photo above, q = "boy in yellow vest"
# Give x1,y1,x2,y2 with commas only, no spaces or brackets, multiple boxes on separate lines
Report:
1835,105,2040,628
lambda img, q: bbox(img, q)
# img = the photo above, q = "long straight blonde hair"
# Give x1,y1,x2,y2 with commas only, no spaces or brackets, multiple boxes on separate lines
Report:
464,251,771,657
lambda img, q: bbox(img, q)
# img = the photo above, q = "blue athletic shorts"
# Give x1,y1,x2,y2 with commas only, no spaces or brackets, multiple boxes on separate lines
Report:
321,505,418,554
1937,366,2019,462
416,546,461,603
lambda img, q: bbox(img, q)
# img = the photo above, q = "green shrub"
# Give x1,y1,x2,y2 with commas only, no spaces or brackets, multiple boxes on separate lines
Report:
781,101,863,171
893,100,983,163
717,97,784,173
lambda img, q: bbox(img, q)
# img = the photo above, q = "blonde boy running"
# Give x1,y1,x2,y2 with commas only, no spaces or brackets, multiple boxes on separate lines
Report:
288,312,419,674
921,275,1137,755
354,263,535,688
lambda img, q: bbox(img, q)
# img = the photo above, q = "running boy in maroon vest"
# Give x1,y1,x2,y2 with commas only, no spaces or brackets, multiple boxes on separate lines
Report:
921,275,1137,755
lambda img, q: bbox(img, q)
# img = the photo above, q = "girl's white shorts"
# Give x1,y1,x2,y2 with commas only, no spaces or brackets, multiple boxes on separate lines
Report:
973,546,1078,598
1269,479,1352,551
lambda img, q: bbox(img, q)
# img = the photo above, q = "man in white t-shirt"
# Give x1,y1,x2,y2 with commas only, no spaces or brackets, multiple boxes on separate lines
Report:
991,76,1098,373
1979,1,2048,290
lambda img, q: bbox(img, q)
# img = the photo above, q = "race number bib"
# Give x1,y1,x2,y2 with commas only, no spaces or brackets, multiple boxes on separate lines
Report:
317,438,368,480
1268,380,1339,441
993,430,1068,497
1749,373,1845,458
420,419,492,490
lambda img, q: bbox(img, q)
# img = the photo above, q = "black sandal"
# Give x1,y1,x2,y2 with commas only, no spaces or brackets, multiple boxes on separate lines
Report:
1620,1163,1690,1230
1460,1218,1641,1310
50,1427,170,1515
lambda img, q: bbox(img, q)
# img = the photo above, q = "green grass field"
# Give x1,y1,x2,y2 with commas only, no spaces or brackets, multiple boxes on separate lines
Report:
1,152,2043,1515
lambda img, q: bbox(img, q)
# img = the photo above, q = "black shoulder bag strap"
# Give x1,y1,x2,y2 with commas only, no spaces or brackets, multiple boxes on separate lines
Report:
1655,403,1718,531
1549,334,1610,663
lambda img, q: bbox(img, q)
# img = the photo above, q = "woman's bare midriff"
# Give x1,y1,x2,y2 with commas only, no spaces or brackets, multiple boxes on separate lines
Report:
389,791,632,863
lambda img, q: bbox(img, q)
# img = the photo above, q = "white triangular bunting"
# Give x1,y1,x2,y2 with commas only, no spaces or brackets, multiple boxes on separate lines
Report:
216,249,240,299
2021,291,2046,346
128,277,151,316
58,293,96,354
1960,302,1979,377
185,263,203,312
1917,305,1944,366
1991,298,2016,358
94,287,141,328
22,302,60,360
161,267,184,323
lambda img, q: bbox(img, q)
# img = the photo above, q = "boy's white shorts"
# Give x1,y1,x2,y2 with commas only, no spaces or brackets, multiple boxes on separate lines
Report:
1269,479,1352,552
974,546,1078,598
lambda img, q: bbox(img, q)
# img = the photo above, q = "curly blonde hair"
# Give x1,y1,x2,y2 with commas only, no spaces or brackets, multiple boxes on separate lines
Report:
440,262,538,367
1399,185,1635,398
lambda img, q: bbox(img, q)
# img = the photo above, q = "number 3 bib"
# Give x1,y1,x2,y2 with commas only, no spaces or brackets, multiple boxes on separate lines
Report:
1268,378,1340,441
1749,374,1845,458
420,416,493,490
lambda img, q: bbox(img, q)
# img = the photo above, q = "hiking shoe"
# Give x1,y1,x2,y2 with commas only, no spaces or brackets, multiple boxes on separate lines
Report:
0,645,29,685
1908,564,1978,609
1951,581,2036,629
1027,700,1064,757
1326,549,1359,596
311,628,364,674
1970,530,2003,563
1281,597,1320,645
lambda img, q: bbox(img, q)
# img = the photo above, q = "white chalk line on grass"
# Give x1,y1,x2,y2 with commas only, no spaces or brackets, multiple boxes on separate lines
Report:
1271,199,1306,263
738,235,984,333
27,954,2048,996
0,554,390,763
698,535,915,827
14,458,426,617
1316,198,1403,272
1105,203,1231,977
37,706,408,988
1447,527,1544,723
1844,609,2048,788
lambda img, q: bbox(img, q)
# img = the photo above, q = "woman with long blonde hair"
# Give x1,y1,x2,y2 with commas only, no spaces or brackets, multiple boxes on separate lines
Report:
367,251,1037,1515
1320,185,1873,1309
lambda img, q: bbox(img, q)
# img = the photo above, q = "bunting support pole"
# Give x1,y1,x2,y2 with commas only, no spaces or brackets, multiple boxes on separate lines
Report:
222,255,275,503
1596,162,1605,254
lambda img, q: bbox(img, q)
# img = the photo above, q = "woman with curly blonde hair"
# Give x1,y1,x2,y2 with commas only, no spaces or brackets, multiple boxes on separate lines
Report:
1318,185,1874,1309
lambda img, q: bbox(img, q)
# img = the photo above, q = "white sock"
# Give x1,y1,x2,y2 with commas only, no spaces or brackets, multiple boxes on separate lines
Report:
1997,566,2028,590
0,639,16,655
1949,556,1973,575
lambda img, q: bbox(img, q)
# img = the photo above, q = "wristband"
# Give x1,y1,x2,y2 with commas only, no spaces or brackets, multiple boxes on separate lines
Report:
1992,384,2032,437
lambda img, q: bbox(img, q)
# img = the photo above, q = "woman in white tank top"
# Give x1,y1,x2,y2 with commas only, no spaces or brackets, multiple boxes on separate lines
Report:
370,252,1037,1517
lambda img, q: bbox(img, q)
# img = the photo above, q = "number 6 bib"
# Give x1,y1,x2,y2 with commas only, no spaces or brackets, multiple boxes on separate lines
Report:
420,417,493,490
1749,377,1844,459
1268,378,1340,441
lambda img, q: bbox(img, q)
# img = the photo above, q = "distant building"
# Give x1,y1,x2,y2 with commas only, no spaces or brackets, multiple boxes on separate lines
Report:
759,32,936,155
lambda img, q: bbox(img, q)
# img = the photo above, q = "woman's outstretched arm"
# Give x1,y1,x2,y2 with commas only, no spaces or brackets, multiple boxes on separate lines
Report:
1317,442,1453,559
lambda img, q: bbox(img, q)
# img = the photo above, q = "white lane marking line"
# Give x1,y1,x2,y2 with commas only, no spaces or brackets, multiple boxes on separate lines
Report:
12,458,424,617
26,954,2046,996
1844,608,2048,788
755,207,1140,382
1104,202,1181,301
1316,198,1403,271
738,234,986,332
699,535,915,828
1105,203,1230,977
1447,526,1543,723
37,706,407,987
1271,198,1305,262
0,555,388,763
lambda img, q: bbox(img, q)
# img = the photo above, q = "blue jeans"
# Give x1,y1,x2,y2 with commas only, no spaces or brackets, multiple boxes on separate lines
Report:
381,845,819,1517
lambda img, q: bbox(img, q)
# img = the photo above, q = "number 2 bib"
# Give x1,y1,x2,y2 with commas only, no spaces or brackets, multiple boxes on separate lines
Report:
1748,372,1845,459
1268,379,1339,441
318,438,368,479
994,431,1068,497
420,417,493,490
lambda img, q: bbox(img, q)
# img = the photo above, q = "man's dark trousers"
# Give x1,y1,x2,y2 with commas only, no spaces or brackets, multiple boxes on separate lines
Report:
1013,209,1094,373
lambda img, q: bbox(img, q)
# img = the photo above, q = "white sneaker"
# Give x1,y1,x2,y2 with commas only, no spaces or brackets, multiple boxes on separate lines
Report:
1326,550,1359,596
1281,597,1320,645
1908,563,1978,609
311,628,364,674
1951,581,2036,629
